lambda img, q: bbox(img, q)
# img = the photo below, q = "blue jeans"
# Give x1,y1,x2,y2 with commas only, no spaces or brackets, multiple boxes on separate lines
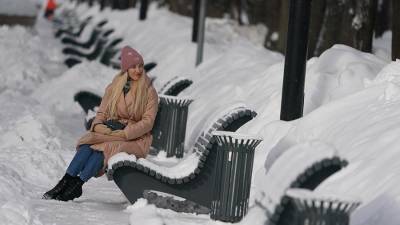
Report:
66,144,104,182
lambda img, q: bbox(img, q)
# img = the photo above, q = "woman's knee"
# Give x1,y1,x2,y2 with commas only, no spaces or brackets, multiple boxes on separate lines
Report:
77,144,93,152
92,151,104,165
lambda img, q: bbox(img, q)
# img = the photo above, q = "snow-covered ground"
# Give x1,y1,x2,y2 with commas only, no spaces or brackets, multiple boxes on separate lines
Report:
0,1,400,225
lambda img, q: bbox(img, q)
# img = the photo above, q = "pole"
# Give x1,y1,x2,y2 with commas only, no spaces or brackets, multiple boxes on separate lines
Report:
280,0,311,121
192,0,200,42
196,0,207,66
139,0,149,20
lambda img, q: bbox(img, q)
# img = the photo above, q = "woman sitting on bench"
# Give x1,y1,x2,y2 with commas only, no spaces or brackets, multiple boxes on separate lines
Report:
43,46,159,201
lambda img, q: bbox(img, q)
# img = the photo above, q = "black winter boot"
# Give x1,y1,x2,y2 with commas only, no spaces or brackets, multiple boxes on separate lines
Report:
42,173,73,200
56,176,84,201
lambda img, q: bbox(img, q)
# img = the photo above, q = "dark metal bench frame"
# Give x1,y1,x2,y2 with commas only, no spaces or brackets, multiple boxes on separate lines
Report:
268,157,348,225
108,107,257,209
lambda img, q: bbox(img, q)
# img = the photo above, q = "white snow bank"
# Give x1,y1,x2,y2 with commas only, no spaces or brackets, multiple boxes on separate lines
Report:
373,31,392,61
304,44,387,113
32,61,117,112
0,25,65,94
0,93,66,186
253,142,338,215
0,200,43,225
0,90,65,222
243,61,400,225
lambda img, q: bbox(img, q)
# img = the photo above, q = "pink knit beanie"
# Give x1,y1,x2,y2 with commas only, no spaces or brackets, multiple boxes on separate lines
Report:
120,46,144,72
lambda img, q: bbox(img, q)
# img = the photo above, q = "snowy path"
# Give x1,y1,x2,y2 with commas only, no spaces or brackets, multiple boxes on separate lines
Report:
31,176,130,225
2,2,400,225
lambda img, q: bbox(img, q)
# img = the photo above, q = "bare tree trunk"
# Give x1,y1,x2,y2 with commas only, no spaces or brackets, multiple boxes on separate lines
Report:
393,0,400,60
315,0,377,56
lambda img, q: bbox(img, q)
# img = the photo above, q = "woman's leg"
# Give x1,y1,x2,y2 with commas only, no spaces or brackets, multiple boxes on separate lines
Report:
43,144,93,200
66,144,94,177
56,151,104,201
79,150,104,182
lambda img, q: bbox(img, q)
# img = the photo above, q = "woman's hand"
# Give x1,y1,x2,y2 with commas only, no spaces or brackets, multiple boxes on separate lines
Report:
93,124,112,135
110,130,126,139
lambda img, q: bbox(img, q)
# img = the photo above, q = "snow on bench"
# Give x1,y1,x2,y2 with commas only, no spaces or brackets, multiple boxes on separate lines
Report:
106,106,257,183
158,76,193,96
285,188,361,225
259,141,348,225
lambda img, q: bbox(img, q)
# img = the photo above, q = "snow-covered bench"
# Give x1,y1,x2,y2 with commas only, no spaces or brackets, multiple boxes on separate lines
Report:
150,95,193,158
55,16,95,38
260,143,349,225
64,37,107,67
98,38,124,66
107,106,258,214
285,189,361,225
158,76,193,96
60,19,111,47
61,27,104,49
65,35,124,68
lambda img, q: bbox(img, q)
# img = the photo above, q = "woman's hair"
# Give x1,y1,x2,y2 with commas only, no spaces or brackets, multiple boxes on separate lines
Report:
106,70,148,120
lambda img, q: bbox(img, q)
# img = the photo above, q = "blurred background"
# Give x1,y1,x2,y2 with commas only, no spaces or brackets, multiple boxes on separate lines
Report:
1,0,398,61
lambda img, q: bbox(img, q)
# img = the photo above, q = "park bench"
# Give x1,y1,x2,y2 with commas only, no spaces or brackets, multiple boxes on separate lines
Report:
259,145,349,225
55,16,96,38
98,37,124,66
158,76,193,96
64,37,107,67
107,104,259,222
64,35,123,68
59,18,112,48
284,188,361,225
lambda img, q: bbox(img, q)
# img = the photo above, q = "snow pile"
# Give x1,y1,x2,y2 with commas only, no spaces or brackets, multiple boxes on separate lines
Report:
126,199,164,225
0,25,65,94
0,103,65,225
32,61,117,112
373,31,392,61
239,61,400,225
252,142,338,216
0,200,43,225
